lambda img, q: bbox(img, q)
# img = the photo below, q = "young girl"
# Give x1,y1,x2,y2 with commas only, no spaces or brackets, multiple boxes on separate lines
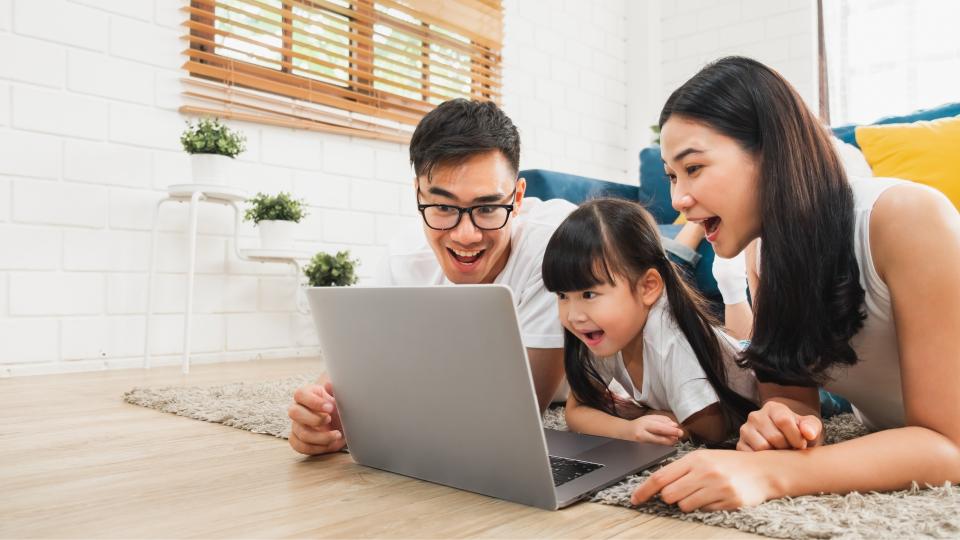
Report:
541,198,757,446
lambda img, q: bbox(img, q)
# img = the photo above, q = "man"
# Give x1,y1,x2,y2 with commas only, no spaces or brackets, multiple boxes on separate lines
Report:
288,99,575,455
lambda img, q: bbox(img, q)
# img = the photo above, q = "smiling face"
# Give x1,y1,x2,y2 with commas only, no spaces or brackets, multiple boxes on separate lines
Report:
416,150,525,284
556,269,662,359
660,116,763,258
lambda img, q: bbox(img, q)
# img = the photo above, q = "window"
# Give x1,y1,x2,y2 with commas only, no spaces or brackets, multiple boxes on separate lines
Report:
823,0,960,125
182,0,503,142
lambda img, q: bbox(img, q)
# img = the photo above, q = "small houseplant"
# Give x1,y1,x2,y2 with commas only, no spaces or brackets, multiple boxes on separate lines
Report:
181,117,247,184
304,250,359,287
243,192,308,250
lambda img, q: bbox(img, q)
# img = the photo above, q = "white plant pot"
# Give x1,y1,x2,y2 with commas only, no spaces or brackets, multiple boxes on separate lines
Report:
258,220,297,250
190,153,233,185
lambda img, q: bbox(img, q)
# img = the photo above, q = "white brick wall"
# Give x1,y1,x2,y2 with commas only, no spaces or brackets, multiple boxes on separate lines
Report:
1,0,815,375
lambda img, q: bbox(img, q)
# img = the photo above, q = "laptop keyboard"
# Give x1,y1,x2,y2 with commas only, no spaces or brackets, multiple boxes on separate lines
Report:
549,455,603,486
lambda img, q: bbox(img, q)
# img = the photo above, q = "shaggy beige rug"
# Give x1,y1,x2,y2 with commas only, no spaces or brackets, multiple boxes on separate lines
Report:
123,375,959,539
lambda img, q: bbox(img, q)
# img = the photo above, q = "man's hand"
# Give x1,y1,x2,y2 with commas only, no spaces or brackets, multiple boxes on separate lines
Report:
287,381,347,455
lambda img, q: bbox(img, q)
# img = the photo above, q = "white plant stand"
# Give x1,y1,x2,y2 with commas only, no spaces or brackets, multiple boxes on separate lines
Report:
144,184,310,374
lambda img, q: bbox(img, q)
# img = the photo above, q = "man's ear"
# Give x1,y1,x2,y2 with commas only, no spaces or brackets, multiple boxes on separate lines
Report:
515,177,526,212
636,268,664,308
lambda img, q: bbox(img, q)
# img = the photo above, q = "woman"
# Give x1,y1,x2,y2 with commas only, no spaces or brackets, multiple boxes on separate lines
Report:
630,56,960,511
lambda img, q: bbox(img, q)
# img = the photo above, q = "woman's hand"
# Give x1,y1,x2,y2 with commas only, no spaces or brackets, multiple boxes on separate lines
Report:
622,414,684,446
738,400,822,451
631,449,781,511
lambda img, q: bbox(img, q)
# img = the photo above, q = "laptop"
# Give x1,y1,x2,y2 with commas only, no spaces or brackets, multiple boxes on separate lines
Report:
306,284,676,510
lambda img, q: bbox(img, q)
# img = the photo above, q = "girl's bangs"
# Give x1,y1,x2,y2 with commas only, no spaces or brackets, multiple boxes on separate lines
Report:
542,213,620,293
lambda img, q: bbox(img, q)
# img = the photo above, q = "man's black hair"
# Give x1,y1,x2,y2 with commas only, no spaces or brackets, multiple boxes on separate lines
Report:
409,98,520,180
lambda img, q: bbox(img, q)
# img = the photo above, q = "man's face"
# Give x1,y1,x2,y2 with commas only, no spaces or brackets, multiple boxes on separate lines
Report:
416,150,525,284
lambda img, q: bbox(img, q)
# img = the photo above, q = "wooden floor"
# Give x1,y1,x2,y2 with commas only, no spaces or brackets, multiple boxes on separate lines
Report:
0,358,758,539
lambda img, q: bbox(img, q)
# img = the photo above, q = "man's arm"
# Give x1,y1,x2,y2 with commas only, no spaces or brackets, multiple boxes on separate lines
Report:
526,347,564,414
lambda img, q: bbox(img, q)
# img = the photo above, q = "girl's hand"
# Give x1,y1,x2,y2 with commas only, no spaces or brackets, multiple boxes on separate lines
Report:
738,400,822,451
631,449,780,511
622,414,684,445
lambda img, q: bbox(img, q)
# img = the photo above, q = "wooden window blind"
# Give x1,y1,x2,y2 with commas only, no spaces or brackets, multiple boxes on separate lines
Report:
181,0,503,143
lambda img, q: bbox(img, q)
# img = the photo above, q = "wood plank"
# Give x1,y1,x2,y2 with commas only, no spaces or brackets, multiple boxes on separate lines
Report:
0,359,758,538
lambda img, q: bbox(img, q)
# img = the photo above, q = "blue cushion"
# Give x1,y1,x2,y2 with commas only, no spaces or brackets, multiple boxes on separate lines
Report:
639,146,679,224
832,102,960,148
520,169,638,205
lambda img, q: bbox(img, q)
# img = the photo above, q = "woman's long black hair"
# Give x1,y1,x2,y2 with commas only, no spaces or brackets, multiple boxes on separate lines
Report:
659,56,866,386
542,198,756,430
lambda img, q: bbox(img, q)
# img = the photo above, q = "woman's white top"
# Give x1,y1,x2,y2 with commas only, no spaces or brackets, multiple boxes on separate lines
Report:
587,295,759,423
758,177,909,430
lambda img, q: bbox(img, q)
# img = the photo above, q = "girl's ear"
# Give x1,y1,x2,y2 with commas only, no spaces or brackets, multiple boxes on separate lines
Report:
636,268,664,308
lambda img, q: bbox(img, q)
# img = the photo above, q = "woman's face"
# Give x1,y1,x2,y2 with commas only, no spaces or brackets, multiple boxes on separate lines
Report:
660,116,762,258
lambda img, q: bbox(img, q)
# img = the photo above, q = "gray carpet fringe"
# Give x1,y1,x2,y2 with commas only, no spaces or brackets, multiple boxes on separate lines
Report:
124,375,960,539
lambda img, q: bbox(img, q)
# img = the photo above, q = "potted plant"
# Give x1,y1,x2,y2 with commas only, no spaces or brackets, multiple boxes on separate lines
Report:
304,250,359,287
180,117,247,184
243,192,308,250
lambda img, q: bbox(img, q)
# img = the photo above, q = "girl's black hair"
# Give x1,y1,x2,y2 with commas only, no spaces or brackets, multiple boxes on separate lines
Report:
659,56,866,386
542,198,756,430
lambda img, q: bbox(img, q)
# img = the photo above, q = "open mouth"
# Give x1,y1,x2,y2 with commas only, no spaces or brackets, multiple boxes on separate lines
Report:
448,247,485,265
700,216,721,241
583,330,605,343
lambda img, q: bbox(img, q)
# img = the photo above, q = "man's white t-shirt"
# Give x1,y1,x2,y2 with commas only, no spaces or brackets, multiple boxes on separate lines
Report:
587,295,759,423
376,196,576,349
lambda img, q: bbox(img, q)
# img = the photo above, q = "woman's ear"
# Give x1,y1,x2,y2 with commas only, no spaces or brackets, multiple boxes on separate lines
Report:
637,268,664,307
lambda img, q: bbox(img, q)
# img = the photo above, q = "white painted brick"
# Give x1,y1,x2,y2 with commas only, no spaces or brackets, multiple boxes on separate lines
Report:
533,127,565,156
592,51,625,83
550,57,579,87
513,46,551,80
0,272,6,316
375,214,419,245
534,78,564,106
716,19,766,48
13,180,107,227
106,272,147,314
292,312,319,347
676,29,720,59
261,129,323,170
324,140,375,179
0,318,59,363
227,313,292,350
338,244,386,279
147,313,224,355
155,0,185,28
374,148,412,183
11,85,107,140
602,77,627,105
154,68,183,111
350,179,399,214
14,0,107,50
563,39,592,69
74,0,153,21
258,276,297,312
789,33,815,60
397,191,418,217
0,225,61,269
550,107,580,135
661,14,700,39
230,161,294,195
292,171,350,210
0,83,9,126
765,9,812,39
533,26,563,54
696,3,744,31
9,272,104,315
69,51,155,105
64,140,152,187
0,177,8,221
603,32,625,61
0,0,9,30
61,315,146,360
63,229,151,271
223,275,259,312
110,16,180,68
152,149,191,188
564,136,593,164
0,130,62,179
321,209,375,244
109,103,183,150
154,233,226,274
741,0,790,21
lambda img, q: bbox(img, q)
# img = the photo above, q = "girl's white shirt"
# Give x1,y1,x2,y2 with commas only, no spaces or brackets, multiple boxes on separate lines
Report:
587,294,759,423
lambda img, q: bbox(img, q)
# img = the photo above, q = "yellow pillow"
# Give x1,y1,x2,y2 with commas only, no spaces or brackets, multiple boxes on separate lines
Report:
855,115,960,209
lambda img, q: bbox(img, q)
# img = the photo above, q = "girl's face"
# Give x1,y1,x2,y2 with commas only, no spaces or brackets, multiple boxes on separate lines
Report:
660,116,762,258
557,270,662,358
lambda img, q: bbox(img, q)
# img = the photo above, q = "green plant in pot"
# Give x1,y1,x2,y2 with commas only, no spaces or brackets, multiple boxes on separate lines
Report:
243,192,308,250
304,250,359,287
181,117,247,185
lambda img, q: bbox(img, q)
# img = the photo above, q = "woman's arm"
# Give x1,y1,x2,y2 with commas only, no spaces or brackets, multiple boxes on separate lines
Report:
632,184,960,510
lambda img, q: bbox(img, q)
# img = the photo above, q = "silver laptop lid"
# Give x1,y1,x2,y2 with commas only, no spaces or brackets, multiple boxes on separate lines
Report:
307,285,558,510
